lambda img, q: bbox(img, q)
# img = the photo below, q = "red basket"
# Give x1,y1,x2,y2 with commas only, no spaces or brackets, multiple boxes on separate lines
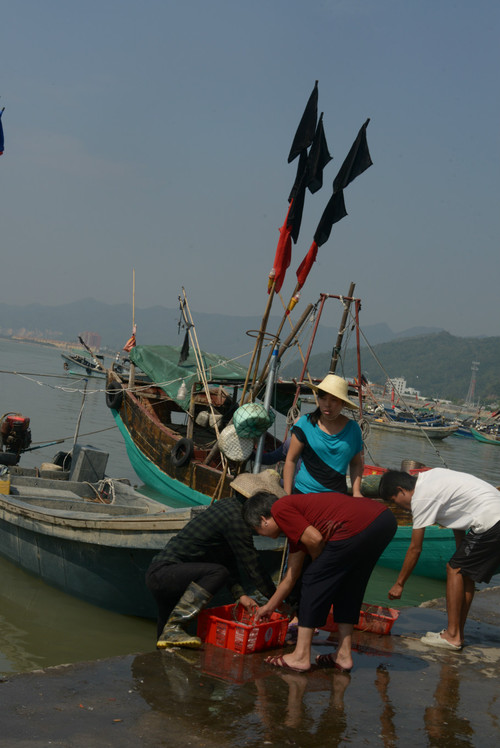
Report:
322,603,400,636
197,604,289,654
363,464,388,476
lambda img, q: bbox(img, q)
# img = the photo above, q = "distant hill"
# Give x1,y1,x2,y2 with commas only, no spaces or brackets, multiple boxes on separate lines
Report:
0,298,441,359
4,299,496,402
282,331,500,403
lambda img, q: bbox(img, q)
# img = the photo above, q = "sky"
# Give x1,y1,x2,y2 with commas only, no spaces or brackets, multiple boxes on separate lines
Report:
1,0,499,338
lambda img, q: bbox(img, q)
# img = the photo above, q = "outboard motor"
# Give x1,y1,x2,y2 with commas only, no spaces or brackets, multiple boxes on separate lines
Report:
0,414,32,465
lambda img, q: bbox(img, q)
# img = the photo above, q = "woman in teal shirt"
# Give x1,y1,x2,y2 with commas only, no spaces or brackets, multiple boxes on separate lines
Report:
283,374,364,497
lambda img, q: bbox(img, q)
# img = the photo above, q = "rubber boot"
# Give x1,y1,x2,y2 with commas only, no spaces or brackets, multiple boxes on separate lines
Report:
157,582,212,649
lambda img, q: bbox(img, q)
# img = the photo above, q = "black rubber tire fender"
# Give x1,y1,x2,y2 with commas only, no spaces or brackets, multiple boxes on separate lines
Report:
170,438,194,468
105,381,124,410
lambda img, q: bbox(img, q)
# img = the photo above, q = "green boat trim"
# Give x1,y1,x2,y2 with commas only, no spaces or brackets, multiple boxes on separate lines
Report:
470,427,500,445
377,524,455,581
112,410,213,507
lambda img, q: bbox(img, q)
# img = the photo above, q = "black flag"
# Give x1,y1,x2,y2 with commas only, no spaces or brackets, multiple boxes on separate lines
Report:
287,81,318,163
306,114,332,194
178,330,190,364
333,118,372,193
313,190,348,247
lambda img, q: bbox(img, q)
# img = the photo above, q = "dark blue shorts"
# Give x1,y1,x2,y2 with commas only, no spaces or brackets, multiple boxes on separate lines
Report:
449,519,500,583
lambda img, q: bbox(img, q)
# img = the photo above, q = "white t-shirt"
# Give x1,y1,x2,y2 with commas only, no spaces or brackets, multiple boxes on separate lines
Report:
411,468,500,533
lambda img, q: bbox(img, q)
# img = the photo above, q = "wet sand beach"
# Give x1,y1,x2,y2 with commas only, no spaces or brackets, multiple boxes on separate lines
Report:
2,587,500,747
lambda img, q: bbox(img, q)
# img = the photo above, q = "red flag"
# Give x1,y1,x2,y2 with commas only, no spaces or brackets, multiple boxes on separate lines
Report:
123,333,136,352
295,241,318,289
271,213,293,293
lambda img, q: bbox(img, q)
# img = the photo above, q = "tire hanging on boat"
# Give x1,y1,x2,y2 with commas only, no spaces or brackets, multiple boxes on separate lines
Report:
170,438,194,468
105,381,124,410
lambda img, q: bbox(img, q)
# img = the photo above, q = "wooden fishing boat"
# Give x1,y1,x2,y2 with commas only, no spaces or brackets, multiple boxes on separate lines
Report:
382,406,446,427
365,416,459,440
451,424,474,438
103,287,461,582
0,467,196,617
470,426,500,445
105,344,289,506
0,464,285,618
61,351,107,378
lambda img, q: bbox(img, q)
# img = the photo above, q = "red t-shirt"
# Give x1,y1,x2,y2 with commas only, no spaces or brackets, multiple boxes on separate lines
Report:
271,492,387,553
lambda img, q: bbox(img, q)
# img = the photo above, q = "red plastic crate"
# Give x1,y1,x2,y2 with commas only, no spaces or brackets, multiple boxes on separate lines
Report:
322,603,400,635
363,464,388,476
197,604,289,654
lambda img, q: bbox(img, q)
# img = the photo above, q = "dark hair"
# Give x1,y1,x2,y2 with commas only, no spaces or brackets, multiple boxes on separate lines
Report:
242,491,279,529
378,470,417,500
307,407,321,427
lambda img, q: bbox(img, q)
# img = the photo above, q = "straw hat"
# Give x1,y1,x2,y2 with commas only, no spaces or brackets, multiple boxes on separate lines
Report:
230,469,286,499
309,374,358,410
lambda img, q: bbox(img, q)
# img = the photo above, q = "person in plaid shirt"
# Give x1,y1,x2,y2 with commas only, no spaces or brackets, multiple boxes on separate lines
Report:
145,470,284,649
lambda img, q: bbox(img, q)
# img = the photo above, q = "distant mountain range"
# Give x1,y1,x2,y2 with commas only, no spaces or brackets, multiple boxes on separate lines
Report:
0,298,442,358
1,299,497,403
282,331,500,404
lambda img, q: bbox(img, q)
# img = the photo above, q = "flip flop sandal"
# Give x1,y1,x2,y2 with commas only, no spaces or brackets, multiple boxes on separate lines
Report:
264,655,310,673
420,631,463,651
315,653,352,672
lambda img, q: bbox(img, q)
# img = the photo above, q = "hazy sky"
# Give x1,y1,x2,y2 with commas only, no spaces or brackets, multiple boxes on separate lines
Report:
2,1,499,338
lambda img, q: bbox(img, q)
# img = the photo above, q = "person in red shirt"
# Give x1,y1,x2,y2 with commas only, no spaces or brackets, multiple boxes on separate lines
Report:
243,491,396,672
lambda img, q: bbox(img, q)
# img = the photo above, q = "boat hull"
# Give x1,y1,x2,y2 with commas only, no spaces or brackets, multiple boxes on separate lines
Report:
61,352,106,378
0,477,192,617
0,473,285,618
112,410,220,505
108,376,240,506
367,419,458,440
377,525,455,580
470,427,500,445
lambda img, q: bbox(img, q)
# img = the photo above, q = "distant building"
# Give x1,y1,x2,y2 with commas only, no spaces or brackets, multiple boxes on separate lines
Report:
80,332,101,351
386,376,421,399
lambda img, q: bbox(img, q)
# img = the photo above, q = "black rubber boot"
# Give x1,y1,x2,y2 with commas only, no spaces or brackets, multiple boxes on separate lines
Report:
156,582,212,649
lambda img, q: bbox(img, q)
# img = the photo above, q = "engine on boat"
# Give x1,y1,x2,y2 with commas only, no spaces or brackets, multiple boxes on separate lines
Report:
0,414,32,465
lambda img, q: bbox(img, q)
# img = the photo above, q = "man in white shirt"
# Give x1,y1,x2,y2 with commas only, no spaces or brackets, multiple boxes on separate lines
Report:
379,468,500,651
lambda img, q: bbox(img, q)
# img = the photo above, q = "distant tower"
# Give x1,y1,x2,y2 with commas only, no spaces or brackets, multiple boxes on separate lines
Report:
465,361,480,407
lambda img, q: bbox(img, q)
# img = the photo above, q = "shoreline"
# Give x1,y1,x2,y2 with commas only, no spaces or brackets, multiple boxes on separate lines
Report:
1,587,499,746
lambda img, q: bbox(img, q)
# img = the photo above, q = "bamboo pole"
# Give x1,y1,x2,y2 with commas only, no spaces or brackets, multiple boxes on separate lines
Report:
72,378,89,453
254,301,314,394
128,268,136,389
179,289,227,446
329,281,356,373
239,284,277,404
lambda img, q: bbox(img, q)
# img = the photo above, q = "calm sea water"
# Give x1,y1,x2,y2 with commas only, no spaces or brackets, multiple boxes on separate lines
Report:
1,339,498,676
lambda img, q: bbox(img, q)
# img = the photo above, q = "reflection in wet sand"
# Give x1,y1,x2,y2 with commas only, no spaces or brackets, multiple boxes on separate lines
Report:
129,617,499,748
424,659,473,746
375,664,397,747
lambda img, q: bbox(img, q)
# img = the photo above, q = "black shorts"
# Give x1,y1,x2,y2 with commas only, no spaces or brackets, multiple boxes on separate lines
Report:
449,520,500,583
298,509,397,628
